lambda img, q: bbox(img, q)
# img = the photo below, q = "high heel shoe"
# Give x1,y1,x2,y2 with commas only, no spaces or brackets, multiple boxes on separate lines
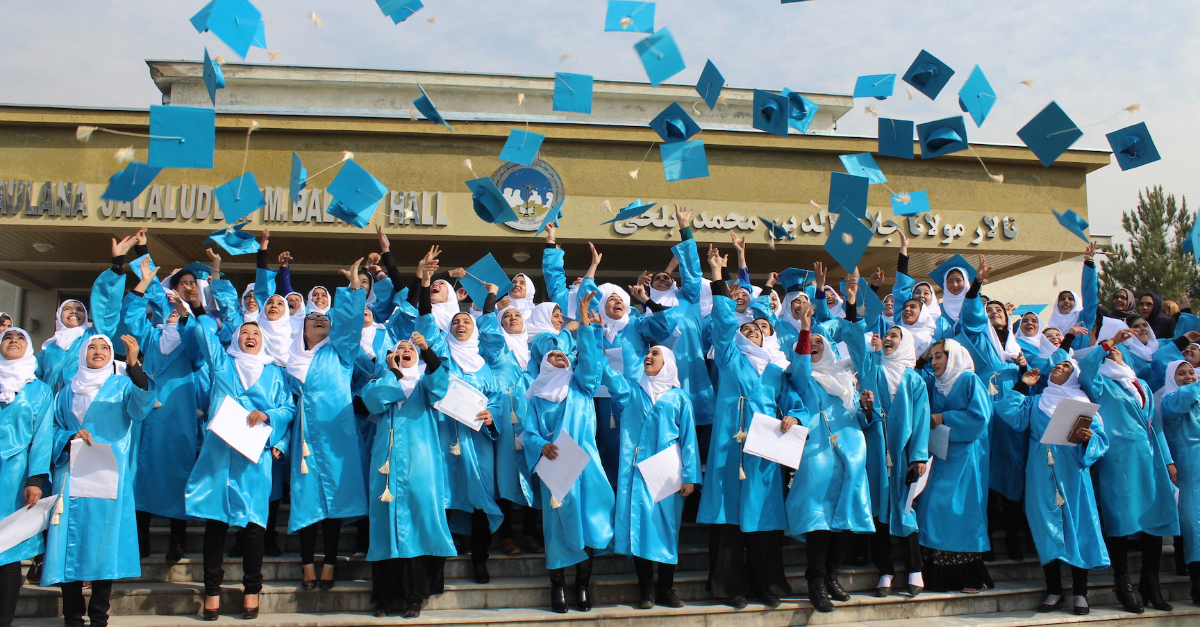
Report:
1139,576,1173,611
202,608,220,621
301,579,317,591
318,578,335,591
242,606,259,620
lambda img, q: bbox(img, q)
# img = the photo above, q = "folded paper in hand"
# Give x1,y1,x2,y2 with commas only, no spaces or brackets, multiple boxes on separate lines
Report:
434,376,489,431
637,443,682,503
743,412,808,470
69,439,119,499
533,431,590,503
209,396,273,463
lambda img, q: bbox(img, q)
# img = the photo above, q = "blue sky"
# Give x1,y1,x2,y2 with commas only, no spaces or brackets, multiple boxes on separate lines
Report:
2,0,1196,239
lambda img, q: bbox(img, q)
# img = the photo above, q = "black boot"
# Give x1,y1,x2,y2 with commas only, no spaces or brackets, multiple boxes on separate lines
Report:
575,579,593,612
402,601,421,619
1139,574,1173,611
1114,574,1144,614
826,572,850,602
656,586,685,608
472,561,490,584
637,586,655,610
808,578,834,613
550,584,568,613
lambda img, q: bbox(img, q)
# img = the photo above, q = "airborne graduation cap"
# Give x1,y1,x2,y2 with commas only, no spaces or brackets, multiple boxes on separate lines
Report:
327,160,388,228
205,221,260,256
649,102,701,143
878,118,915,160
1106,122,1161,171
827,172,869,219
824,209,873,273
917,116,969,159
752,90,790,137
202,48,225,105
148,105,216,169
375,0,425,24
958,65,996,127
190,0,266,59
466,178,519,224
634,28,685,87
695,60,725,110
854,74,895,100
660,141,709,181
101,162,163,202
413,85,451,131
1017,102,1082,167
500,129,546,166
553,73,594,114
604,200,658,225
214,173,266,223
902,50,955,100
782,88,819,134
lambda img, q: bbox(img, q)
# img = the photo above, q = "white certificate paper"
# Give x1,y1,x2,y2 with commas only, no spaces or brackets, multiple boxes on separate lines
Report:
533,431,590,503
904,458,934,515
637,443,683,503
743,412,809,470
69,440,119,499
208,396,273,463
929,424,951,460
434,376,489,431
1040,398,1100,447
0,495,59,554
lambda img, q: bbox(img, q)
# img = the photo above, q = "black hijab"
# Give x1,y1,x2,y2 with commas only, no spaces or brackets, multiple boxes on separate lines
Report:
1140,292,1175,337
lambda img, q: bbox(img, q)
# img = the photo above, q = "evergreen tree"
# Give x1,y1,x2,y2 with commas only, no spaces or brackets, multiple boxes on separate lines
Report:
1099,186,1199,303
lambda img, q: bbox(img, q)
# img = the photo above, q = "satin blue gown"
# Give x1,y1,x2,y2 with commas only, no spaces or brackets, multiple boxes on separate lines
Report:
1159,382,1200,562
0,380,54,566
477,313,538,509
661,236,716,427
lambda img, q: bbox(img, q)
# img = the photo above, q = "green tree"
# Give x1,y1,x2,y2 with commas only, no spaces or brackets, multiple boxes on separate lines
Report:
1099,186,1199,305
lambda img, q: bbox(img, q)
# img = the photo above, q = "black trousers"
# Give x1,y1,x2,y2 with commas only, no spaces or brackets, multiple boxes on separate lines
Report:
707,525,790,600
1106,534,1163,581
298,518,342,567
204,520,263,596
1044,561,1089,597
633,557,677,592
549,549,594,586
60,580,112,627
0,562,22,627
136,512,186,552
371,557,446,607
805,530,850,581
469,509,490,564
871,521,922,576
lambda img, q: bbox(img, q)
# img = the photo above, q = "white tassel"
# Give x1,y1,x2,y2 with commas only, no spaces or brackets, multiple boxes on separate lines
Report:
302,440,311,457
309,12,323,27
1047,448,1055,466
550,496,562,509
115,147,136,163
341,151,355,162
1055,490,1065,507
738,464,747,481
76,126,97,142
214,55,226,65
559,53,571,62
247,121,260,134
628,169,639,180
887,451,894,468
450,441,461,456
426,15,437,23
510,411,519,425
610,416,616,430
514,438,523,451
380,485,393,503
378,429,392,474
300,458,309,474
734,429,747,443
50,495,63,525
268,51,282,61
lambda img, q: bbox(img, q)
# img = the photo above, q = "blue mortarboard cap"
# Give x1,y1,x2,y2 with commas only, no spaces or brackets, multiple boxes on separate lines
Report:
499,129,546,166
375,0,424,24
460,253,514,307
1011,304,1048,319
824,209,873,273
929,254,978,288
853,74,895,100
779,268,813,294
828,172,870,219
129,254,158,281
902,50,955,101
190,0,264,59
839,278,884,322
537,199,564,236
413,85,451,131
1052,208,1090,243
1106,122,1161,171
100,162,163,202
758,217,794,241
204,221,259,256
917,116,969,159
326,160,388,228
553,73,594,114
604,199,658,225
289,152,307,204
466,177,520,224
148,105,216,169
214,172,266,223
1016,102,1082,167
179,262,213,280
958,65,996,128
890,190,930,216
878,118,915,160
1186,220,1200,262
649,102,701,143
840,153,887,185
202,48,225,106
634,28,685,87
781,89,819,134
605,1,655,33
659,140,709,181
752,90,790,137
695,60,724,110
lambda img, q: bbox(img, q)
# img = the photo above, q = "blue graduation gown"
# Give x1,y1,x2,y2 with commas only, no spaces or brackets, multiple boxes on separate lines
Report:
477,313,538,509
44,374,157,584
994,386,1110,569
287,286,369,532
1159,383,1200,562
663,238,716,426
0,380,54,566
603,368,700,564
522,325,615,570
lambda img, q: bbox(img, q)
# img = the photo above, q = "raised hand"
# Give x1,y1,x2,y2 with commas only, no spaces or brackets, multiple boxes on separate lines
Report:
204,248,221,277
278,251,292,267
134,227,148,247
111,235,137,257
868,267,885,288
342,258,365,290
844,276,859,304
545,222,557,245
675,205,692,227
629,283,648,304
1022,368,1041,386
1108,328,1135,345
766,272,779,288
260,229,270,250
1069,323,1091,337
899,230,910,256
1182,293,1192,310
578,291,599,325
977,255,995,283
588,242,603,273
120,334,140,368
637,271,652,287
483,282,499,295
1084,242,1099,261
448,267,467,279
730,232,746,253
167,290,190,318
376,224,391,253
813,261,827,288
411,332,429,350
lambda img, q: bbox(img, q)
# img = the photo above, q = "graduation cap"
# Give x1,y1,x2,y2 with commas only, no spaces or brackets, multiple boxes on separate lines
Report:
758,217,794,241
499,129,545,166
659,140,709,181
1106,122,1161,171
202,48,225,106
190,0,265,59
695,60,724,110
634,28,685,87
466,177,520,223
839,277,885,321
781,88,819,134
604,199,657,225
958,65,996,128
537,199,564,236
1185,219,1200,263
1011,304,1048,319
929,254,978,288
148,105,216,169
878,118,915,160
839,153,886,184
649,102,701,143
828,172,870,219
326,160,388,228
1016,102,1082,167
289,152,307,204
752,90,790,137
823,208,873,273
853,74,895,100
100,162,162,202
1051,208,1090,243
604,1,655,33
375,0,424,24
214,172,266,223
890,190,930,216
902,50,955,101
553,73,594,114
778,268,813,294
129,254,158,281
459,253,514,307
412,85,451,131
917,116,969,159
204,221,259,256
178,262,213,281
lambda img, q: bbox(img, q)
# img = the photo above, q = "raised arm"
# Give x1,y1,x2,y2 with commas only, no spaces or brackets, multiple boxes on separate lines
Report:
331,258,368,365
1080,243,1100,331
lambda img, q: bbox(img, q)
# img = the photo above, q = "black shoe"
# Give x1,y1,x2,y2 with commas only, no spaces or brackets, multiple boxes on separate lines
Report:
550,585,568,613
1006,538,1025,562
576,582,593,612
762,593,781,609
318,578,335,591
301,579,317,591
637,587,655,610
808,579,834,613
876,585,891,598
1114,575,1144,614
263,539,282,558
1036,596,1065,612
25,561,42,585
202,608,220,621
403,602,421,619
165,541,185,563
656,588,685,608
826,574,850,602
728,595,748,609
905,584,923,598
473,562,490,584
1073,600,1090,615
1139,578,1173,611
242,606,259,620
373,603,390,618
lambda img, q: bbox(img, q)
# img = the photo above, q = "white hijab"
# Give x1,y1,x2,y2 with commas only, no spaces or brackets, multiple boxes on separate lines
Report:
286,292,307,334
824,286,846,319
286,330,330,385
650,280,680,309
430,280,460,332
1037,357,1088,417
226,327,274,390
781,292,810,334
525,302,561,338
158,322,182,356
392,339,427,400
1123,323,1159,363
1046,290,1083,333
44,300,89,351
735,328,788,375
0,328,38,404
640,345,680,405
360,321,386,360
499,306,531,368
526,353,572,403
1099,357,1142,402
1155,360,1189,422
899,301,938,356
70,335,124,424
811,333,858,410
699,279,714,319
446,315,486,373
598,283,631,343
761,330,792,370
240,284,259,323
985,307,1022,362
881,327,917,398
509,274,537,318
939,268,969,322
306,286,331,315
934,338,975,396
258,298,295,366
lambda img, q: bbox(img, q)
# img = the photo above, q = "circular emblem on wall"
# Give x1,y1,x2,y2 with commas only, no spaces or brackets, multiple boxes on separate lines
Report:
493,159,566,232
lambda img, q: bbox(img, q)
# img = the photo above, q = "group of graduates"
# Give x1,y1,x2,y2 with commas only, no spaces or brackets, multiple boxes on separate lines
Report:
2,204,1200,626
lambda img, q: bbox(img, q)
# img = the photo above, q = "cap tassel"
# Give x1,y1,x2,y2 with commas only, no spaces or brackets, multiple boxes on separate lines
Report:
1047,448,1055,466
738,464,747,481
734,428,747,444
302,440,311,458
450,440,461,456
300,458,309,474
609,416,617,430
50,495,63,525
380,485,393,503
550,496,562,509
510,410,519,425
1055,490,1065,507
76,126,98,141
378,429,393,475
